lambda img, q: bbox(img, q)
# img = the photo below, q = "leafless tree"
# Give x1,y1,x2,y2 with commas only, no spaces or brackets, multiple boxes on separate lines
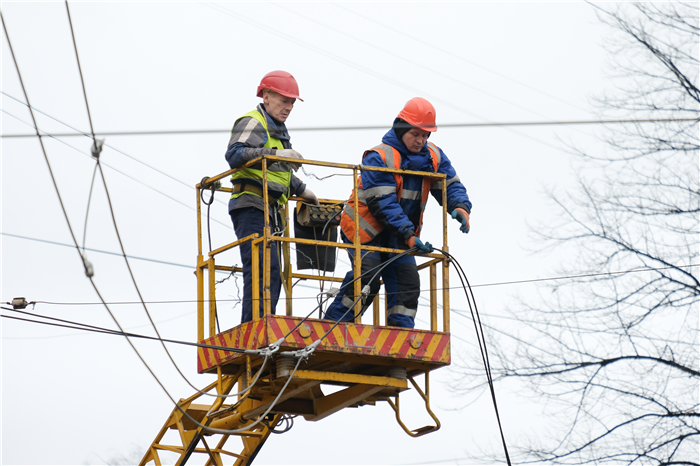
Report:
454,3,699,465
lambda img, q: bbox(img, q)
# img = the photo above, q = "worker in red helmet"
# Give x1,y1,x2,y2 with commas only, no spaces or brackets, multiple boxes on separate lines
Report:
225,70,318,324
324,97,472,329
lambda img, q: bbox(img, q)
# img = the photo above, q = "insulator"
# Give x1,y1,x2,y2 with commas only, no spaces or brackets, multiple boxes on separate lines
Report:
276,356,296,378
387,367,407,380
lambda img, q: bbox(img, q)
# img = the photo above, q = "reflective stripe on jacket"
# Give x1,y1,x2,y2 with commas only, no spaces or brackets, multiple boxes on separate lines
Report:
341,142,441,243
230,109,293,206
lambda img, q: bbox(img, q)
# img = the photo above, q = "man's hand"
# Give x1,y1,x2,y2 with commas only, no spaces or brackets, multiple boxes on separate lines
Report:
451,208,470,234
407,236,433,253
300,188,319,205
278,149,304,172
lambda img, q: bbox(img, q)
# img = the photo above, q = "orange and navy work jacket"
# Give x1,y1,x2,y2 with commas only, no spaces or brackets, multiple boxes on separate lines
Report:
341,142,439,243
341,131,472,244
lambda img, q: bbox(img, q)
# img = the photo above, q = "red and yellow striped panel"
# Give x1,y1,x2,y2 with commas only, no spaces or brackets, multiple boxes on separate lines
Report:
197,316,451,373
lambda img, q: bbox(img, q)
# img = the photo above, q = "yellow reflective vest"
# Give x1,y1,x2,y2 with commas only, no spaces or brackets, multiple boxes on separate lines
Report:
230,109,293,206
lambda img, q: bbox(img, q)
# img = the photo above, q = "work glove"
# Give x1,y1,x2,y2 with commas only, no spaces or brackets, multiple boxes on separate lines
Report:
277,149,304,172
407,236,433,253
300,188,319,205
451,208,470,234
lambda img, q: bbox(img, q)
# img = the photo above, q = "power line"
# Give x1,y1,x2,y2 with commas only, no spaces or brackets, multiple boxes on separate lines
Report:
1,232,195,269
1,108,233,230
3,119,696,139
6,230,695,303
1,91,230,208
331,2,591,115
1,307,245,353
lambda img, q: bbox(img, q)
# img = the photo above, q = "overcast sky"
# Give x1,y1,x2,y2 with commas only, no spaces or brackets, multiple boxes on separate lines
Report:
2,2,617,465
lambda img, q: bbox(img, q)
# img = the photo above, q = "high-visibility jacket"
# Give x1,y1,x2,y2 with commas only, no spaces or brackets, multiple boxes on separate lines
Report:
341,142,441,243
230,109,293,206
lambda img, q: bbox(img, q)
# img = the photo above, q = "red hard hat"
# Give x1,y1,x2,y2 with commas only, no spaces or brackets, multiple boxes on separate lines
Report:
256,70,303,101
397,97,437,132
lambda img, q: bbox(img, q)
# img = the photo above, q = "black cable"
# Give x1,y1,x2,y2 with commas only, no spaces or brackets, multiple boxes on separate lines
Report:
64,1,95,140
1,108,233,230
1,91,229,209
1,307,246,353
434,248,512,466
200,179,217,253
81,163,99,254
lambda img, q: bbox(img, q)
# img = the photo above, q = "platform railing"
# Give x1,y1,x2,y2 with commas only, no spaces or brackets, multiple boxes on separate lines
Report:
195,155,451,342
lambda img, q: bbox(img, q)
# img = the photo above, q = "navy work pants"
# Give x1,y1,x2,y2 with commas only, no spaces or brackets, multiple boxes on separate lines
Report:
231,207,281,323
324,231,419,328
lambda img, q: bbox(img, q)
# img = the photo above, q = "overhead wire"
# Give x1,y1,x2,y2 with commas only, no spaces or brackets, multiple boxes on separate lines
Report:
434,247,512,466
1,89,230,210
273,1,589,130
4,228,694,303
2,116,697,138
201,2,631,153
1,108,234,229
330,2,591,115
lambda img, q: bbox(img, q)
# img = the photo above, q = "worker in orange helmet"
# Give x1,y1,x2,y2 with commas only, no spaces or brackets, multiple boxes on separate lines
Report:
324,97,471,328
225,70,318,323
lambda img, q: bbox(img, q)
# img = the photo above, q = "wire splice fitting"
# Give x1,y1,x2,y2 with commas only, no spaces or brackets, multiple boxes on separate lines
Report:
83,256,94,278
280,339,321,359
91,138,104,159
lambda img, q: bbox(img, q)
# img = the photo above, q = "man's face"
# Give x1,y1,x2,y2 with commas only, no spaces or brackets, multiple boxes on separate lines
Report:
402,128,430,153
263,91,295,122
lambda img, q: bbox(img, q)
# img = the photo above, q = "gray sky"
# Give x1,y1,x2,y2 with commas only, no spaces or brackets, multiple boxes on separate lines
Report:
2,2,615,465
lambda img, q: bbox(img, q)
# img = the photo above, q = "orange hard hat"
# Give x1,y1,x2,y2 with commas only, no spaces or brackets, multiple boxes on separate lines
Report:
257,70,303,101
397,97,437,132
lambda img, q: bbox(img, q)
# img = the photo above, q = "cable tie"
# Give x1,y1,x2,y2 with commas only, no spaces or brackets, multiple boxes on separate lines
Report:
91,138,104,159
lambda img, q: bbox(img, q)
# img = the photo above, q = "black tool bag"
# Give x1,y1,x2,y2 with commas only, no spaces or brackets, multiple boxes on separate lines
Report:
293,204,340,272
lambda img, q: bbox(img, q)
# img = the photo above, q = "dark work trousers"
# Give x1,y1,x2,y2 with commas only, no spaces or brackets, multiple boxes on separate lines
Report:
324,231,419,328
231,206,281,323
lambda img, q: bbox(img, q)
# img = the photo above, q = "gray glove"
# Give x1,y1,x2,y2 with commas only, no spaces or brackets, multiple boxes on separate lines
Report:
277,149,304,172
300,188,319,205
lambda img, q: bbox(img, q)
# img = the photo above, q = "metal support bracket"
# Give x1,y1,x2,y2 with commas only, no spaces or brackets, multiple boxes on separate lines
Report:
387,372,441,437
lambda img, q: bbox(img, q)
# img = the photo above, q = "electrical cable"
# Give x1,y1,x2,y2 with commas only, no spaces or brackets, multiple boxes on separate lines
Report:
274,2,591,130
434,248,512,466
3,118,697,139
8,240,693,306
64,1,95,140
330,2,592,115
1,108,234,230
2,307,245,353
201,2,698,154
64,5,230,399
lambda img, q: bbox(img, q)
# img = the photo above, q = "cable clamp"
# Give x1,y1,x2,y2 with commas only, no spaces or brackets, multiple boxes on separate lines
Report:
280,339,321,360
326,287,340,297
361,284,370,304
83,256,94,278
11,297,28,310
244,337,285,356
91,138,105,159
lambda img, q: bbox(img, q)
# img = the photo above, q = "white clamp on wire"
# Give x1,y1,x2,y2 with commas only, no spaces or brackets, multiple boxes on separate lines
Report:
82,255,94,278
11,297,28,309
91,138,105,159
244,337,285,356
326,287,340,297
280,339,321,360
361,284,371,305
